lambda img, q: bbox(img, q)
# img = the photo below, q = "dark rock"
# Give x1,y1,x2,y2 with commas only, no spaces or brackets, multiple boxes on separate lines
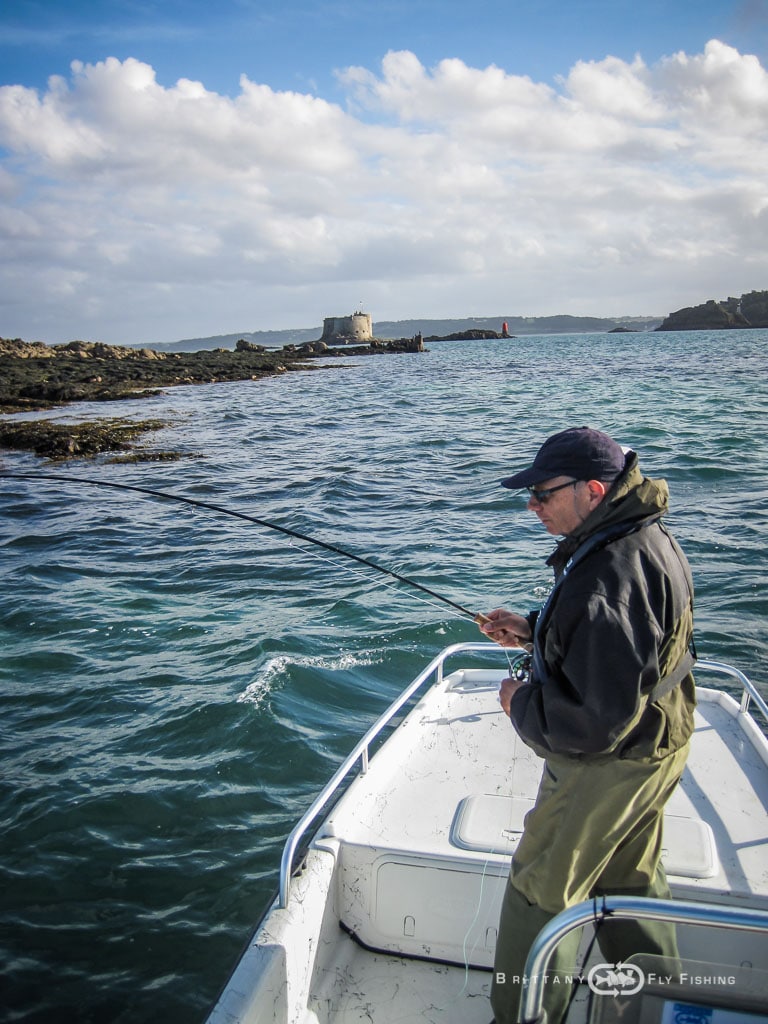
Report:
740,290,768,327
656,296,752,331
425,329,502,341
0,417,171,460
235,339,266,352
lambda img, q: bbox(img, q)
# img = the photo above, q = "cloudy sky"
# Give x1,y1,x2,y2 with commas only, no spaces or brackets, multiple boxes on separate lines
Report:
1,0,767,345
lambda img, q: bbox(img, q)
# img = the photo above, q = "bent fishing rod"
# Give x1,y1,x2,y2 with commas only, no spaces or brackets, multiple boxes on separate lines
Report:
0,471,491,625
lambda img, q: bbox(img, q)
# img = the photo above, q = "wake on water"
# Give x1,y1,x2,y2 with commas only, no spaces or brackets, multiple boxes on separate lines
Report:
238,651,384,707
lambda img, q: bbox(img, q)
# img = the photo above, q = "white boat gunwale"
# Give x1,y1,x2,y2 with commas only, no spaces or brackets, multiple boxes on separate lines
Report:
208,645,768,1024
279,641,509,907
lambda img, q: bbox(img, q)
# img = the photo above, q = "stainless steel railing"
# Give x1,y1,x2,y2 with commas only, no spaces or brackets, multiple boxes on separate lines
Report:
696,658,768,721
277,646,767,908
519,895,768,1023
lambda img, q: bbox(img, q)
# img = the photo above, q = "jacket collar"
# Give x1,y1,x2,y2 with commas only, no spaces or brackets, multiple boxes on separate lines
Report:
546,452,669,576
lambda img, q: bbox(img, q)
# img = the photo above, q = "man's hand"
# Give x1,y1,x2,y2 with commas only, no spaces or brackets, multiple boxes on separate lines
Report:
499,675,526,717
478,608,532,649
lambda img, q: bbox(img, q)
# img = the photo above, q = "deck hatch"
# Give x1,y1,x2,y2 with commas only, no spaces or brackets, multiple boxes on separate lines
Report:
450,796,718,879
451,794,533,854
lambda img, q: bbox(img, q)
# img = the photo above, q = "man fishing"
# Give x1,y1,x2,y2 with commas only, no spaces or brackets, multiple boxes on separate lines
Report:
480,426,696,1024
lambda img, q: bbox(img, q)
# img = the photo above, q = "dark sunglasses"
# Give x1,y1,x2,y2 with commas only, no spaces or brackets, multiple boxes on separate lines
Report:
526,480,579,504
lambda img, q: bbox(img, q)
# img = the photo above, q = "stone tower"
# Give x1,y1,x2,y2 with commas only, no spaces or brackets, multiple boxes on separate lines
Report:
320,311,373,344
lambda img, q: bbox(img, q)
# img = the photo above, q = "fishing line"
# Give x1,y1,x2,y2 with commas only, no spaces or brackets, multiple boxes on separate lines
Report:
284,536,469,619
0,471,488,623
3,468,520,1017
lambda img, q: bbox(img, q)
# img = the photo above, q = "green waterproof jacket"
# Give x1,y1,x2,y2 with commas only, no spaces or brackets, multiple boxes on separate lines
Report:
509,452,696,762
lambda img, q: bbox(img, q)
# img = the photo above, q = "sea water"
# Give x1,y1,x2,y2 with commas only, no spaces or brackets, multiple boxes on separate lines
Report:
1,331,767,1022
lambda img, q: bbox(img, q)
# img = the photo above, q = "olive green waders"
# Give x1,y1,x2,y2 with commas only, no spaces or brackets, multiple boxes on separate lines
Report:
490,743,689,1024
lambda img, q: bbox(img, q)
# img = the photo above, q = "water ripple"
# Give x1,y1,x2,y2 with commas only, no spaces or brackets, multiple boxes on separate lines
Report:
1,330,767,1021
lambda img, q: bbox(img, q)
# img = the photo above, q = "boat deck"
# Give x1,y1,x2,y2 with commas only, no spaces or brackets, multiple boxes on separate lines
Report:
308,930,493,1023
207,656,768,1024
309,664,768,1019
325,667,768,894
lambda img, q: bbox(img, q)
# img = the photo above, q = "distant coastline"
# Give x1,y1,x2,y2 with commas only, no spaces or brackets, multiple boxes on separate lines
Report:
2,289,766,461
146,289,768,352
163,314,663,353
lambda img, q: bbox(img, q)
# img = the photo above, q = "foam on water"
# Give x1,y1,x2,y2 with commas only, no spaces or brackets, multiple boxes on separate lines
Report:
238,650,383,707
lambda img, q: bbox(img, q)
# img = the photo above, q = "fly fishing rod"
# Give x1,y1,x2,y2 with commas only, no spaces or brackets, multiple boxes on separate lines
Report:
0,471,491,624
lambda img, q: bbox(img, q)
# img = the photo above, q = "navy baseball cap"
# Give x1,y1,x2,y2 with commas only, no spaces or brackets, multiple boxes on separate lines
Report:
501,427,627,489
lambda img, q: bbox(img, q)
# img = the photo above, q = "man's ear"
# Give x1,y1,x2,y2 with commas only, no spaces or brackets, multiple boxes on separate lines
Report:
585,479,608,503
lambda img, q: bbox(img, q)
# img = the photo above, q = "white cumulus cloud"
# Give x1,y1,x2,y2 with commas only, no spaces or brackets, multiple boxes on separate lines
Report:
0,41,766,344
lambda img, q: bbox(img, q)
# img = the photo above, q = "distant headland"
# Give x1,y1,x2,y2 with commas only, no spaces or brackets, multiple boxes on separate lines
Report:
654,290,768,331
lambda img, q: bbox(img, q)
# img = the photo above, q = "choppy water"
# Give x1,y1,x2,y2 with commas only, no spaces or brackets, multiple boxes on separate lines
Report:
1,331,767,1022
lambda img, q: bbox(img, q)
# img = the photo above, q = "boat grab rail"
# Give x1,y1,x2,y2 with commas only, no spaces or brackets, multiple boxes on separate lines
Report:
278,641,505,907
519,895,768,1024
277,645,766,909
696,658,768,723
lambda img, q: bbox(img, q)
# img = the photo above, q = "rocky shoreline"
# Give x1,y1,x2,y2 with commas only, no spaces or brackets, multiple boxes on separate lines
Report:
655,290,768,331
0,335,425,414
0,334,425,460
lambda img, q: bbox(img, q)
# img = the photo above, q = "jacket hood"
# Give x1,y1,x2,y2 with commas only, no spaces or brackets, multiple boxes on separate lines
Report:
546,452,669,574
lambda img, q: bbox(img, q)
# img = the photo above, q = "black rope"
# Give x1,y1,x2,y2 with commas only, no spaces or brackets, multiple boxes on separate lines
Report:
0,470,481,620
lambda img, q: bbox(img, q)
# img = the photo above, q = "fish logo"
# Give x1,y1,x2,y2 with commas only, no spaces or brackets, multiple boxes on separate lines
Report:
587,962,646,997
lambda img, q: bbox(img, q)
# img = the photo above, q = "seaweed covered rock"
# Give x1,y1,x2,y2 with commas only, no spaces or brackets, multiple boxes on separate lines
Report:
0,417,170,460
0,339,311,411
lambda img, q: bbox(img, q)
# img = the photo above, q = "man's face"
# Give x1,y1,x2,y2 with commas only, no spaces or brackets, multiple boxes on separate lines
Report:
526,476,596,537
